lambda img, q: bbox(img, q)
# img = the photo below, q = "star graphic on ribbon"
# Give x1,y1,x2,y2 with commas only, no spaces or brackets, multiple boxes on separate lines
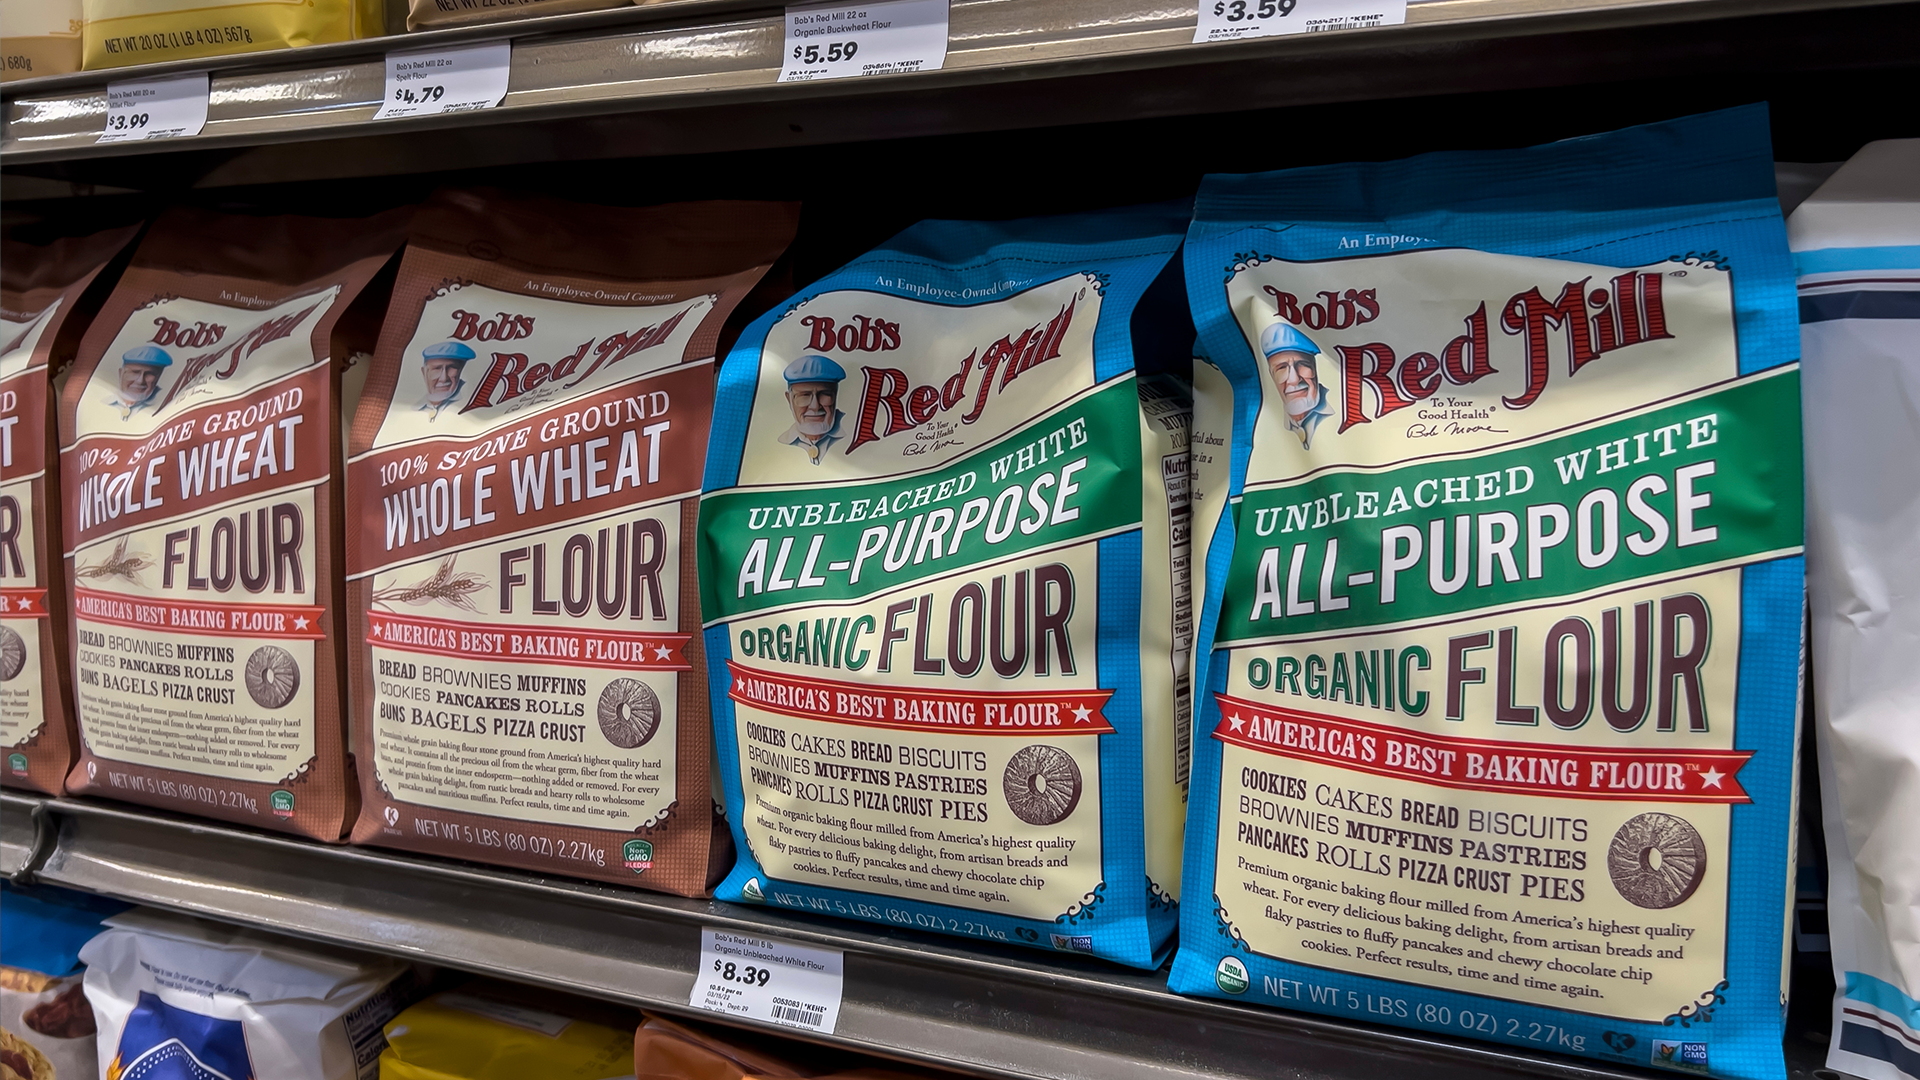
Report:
17,596,31,611
653,644,673,661
294,616,310,630
1228,713,1246,733
1699,766,1725,790
1071,704,1092,724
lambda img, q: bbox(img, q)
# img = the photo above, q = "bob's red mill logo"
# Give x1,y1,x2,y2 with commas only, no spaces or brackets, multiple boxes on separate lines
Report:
454,306,694,414
147,303,323,414
1259,271,1675,436
832,297,1079,453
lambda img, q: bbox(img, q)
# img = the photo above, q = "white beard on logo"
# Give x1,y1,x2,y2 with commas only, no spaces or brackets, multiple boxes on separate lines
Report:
1284,390,1316,421
796,415,834,437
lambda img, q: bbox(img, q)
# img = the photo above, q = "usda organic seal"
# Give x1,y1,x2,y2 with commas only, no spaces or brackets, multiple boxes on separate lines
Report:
1215,955,1250,995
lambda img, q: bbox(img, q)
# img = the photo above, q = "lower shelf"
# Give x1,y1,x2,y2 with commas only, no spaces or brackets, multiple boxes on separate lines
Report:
1,789,1813,1080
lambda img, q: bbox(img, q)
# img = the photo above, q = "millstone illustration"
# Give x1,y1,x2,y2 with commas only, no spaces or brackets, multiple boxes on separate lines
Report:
1003,744,1082,826
0,625,25,682
598,678,661,749
244,645,301,710
1607,811,1708,909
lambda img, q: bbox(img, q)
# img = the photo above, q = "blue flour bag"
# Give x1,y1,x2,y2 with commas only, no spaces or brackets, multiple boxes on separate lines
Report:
1170,105,1803,1079
700,205,1194,967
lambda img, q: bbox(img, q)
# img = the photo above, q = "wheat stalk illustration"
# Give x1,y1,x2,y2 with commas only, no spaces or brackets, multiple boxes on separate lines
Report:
372,557,488,612
75,537,153,583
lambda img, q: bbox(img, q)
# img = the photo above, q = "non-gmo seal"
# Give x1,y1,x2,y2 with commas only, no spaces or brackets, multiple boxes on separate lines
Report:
623,838,654,873
1215,956,1250,995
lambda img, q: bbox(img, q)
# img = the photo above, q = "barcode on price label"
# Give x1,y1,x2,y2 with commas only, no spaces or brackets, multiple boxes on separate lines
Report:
689,928,845,1034
1193,0,1406,43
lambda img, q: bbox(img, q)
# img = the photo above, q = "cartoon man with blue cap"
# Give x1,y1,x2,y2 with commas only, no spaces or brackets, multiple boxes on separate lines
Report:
416,340,476,421
106,344,171,420
777,354,847,465
1261,322,1332,449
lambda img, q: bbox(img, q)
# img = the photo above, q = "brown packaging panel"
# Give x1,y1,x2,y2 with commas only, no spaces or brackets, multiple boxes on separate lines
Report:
347,189,796,897
2,225,141,796
59,207,411,840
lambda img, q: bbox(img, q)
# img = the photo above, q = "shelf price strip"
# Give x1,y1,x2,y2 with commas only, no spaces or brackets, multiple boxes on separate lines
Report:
1193,0,1407,42
780,0,948,82
97,72,208,144
690,928,846,1034
375,40,510,120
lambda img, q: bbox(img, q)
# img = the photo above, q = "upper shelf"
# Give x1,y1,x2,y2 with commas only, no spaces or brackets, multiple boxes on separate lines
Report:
4,788,1785,1080
3,0,1915,184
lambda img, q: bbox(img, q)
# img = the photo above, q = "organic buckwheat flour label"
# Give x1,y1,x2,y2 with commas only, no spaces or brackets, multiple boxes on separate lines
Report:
347,191,796,896
701,205,1191,967
59,208,409,839
2,225,138,796
1170,107,1805,1080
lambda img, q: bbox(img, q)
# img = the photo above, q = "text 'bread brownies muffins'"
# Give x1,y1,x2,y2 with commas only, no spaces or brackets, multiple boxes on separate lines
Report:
700,205,1195,967
1169,106,1805,1080
2,225,139,796
59,207,411,839
346,190,797,896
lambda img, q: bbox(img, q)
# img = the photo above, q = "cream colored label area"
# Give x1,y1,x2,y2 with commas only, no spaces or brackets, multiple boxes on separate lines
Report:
366,502,684,830
1,0,83,41
73,630,316,782
729,544,1107,920
1137,373,1191,900
1,614,46,745
1225,250,1736,487
736,274,1102,486
70,485,319,782
1213,570,1742,1020
369,281,714,450
2,299,61,373
75,288,340,439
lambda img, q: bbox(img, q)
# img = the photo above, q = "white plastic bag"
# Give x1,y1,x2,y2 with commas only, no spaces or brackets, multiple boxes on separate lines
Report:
79,909,411,1080
1793,138,1920,1080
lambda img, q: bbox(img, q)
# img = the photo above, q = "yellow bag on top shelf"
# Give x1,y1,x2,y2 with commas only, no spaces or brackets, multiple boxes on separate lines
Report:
81,0,382,71
379,992,636,1080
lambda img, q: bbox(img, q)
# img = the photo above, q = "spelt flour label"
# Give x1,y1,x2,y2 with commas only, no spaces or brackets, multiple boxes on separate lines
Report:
704,205,1191,966
58,208,407,835
347,191,797,895
1172,109,1804,1079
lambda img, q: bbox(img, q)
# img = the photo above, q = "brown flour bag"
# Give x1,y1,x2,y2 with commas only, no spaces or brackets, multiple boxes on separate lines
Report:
347,190,796,896
59,207,409,839
3,225,139,796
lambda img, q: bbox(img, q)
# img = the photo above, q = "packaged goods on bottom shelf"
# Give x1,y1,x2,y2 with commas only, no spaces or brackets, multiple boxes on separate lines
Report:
2,225,139,797
379,990,636,1080
700,204,1197,967
1169,105,1806,1080
1,883,129,1080
346,189,797,896
80,908,420,1080
1794,138,1920,1080
632,1013,935,1080
59,207,411,840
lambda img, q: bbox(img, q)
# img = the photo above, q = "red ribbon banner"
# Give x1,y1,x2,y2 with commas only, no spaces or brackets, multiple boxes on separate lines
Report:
1212,693,1753,804
367,610,691,670
727,660,1115,737
0,589,49,618
73,587,325,639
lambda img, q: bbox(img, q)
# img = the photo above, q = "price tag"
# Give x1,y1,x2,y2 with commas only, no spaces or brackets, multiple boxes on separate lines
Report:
374,41,511,121
1193,0,1407,43
98,73,208,144
780,0,948,83
689,928,845,1034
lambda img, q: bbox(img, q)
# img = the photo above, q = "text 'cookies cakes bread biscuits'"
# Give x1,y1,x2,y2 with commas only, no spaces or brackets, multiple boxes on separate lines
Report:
1169,106,1805,1080
346,189,797,897
2,225,140,796
700,204,1196,968
58,207,412,840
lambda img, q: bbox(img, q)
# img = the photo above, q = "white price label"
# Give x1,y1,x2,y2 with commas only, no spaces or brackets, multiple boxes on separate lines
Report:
689,928,845,1034
98,73,208,144
780,0,947,83
1193,0,1406,42
375,41,510,120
